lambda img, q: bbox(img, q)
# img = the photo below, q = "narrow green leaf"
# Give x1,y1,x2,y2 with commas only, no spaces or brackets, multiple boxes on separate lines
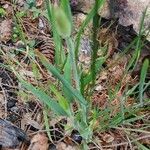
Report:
63,53,74,101
0,7,6,16
45,0,62,66
53,6,71,38
126,7,148,72
123,115,146,124
31,62,40,79
19,78,68,116
43,108,53,142
139,58,149,106
49,83,70,113
60,0,73,29
81,57,106,87
36,50,87,106
126,84,139,96
91,0,100,87
66,38,80,90
135,141,150,150
75,0,105,59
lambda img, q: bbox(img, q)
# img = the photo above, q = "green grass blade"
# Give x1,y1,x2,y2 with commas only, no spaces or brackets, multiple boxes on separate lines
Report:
144,81,150,92
81,57,106,88
123,115,146,124
139,58,149,106
14,15,26,45
49,83,71,115
75,0,105,60
43,107,53,142
66,38,80,90
45,0,62,66
135,141,150,150
63,53,74,101
126,7,147,72
36,50,87,106
91,0,100,87
18,77,68,116
126,84,139,96
60,0,73,29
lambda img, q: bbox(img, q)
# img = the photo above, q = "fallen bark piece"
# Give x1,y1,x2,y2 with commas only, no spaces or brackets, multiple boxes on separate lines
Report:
0,118,29,148
27,133,49,150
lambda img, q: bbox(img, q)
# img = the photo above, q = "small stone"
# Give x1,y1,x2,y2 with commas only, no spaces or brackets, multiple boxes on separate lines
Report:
7,99,17,109
71,130,82,144
95,85,103,91
38,18,45,29
3,4,9,9
15,40,25,49
102,133,114,143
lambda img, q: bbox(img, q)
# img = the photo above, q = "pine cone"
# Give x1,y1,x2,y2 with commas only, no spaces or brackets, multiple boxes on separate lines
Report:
36,36,55,63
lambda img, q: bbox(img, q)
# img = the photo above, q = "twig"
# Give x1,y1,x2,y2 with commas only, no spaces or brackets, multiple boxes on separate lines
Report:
0,78,7,119
102,135,150,148
113,126,150,134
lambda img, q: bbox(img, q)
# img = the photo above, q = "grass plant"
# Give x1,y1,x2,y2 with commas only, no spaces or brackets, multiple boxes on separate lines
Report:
0,0,149,149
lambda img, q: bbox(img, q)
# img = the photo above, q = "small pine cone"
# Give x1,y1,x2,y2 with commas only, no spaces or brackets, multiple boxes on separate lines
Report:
36,36,55,63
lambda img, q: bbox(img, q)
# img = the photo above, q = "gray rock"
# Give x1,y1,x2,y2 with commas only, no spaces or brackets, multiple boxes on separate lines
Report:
73,0,150,40
100,0,150,38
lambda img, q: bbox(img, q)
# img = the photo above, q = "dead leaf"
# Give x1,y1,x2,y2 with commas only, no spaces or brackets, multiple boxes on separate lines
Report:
108,64,124,84
98,28,118,57
73,13,92,36
92,92,108,109
0,19,12,42
19,69,35,78
98,71,108,81
21,113,42,130
28,133,49,150
102,133,114,143
36,0,43,7
56,142,78,150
